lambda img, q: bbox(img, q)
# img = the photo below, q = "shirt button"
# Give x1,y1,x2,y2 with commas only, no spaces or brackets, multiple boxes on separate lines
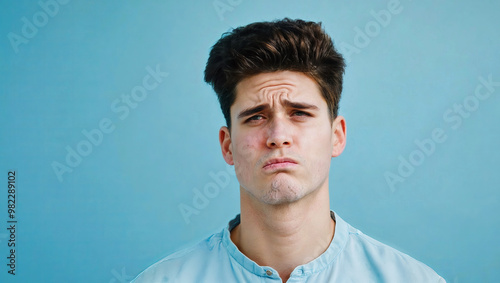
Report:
266,270,273,276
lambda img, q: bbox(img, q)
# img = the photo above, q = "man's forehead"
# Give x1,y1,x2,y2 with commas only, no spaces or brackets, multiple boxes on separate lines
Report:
237,71,311,91
234,71,321,105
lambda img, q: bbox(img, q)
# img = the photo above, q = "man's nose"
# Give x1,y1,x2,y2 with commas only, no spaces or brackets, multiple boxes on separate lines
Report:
266,117,292,148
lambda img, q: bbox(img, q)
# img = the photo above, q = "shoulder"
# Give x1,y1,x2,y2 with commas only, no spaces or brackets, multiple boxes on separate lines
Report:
330,212,446,282
341,224,445,282
132,231,225,283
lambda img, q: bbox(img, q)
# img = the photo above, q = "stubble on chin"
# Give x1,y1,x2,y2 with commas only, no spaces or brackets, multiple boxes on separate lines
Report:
260,174,302,205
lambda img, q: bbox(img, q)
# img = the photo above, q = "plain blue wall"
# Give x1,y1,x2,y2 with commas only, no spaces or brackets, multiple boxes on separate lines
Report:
1,0,499,282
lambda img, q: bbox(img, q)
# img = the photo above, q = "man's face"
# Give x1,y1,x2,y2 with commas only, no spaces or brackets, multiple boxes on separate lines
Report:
219,71,346,205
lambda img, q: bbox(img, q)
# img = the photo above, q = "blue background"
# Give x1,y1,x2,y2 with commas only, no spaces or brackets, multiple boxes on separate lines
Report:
1,0,499,282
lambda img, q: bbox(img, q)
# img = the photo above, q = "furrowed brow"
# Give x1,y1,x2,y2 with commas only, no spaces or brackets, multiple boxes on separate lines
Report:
237,104,270,119
283,100,319,110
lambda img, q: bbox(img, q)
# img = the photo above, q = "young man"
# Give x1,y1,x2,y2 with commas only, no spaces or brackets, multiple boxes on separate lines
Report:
133,19,445,282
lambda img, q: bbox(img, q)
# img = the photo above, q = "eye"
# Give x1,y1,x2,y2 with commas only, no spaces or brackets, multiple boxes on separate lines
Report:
292,111,310,117
246,114,265,123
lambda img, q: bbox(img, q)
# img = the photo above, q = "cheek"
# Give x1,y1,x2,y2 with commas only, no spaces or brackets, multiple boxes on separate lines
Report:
233,135,260,169
304,125,333,152
233,141,257,185
301,126,334,169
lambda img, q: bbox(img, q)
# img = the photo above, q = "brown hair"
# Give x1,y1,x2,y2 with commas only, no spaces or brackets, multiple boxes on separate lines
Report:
204,18,346,128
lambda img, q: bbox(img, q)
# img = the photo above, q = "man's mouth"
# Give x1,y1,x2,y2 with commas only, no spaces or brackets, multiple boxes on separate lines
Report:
262,157,298,170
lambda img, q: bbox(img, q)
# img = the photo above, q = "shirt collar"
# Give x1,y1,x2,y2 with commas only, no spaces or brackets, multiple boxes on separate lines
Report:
221,211,349,278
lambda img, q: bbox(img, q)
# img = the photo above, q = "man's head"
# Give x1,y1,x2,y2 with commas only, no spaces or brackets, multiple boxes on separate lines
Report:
204,19,347,206
204,18,345,129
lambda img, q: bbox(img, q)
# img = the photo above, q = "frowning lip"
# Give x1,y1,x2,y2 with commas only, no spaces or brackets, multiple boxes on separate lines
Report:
262,157,298,170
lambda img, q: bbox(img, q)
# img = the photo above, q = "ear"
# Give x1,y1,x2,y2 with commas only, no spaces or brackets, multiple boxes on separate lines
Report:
219,126,234,165
331,116,346,157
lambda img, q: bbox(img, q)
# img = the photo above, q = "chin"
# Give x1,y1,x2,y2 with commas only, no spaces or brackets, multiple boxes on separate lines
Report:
260,182,304,205
261,194,303,205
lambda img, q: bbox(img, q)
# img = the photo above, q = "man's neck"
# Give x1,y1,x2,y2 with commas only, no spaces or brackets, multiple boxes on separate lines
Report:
230,186,335,282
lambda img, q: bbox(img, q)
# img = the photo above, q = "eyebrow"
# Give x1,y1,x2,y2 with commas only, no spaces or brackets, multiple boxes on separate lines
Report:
282,100,319,111
236,100,319,119
237,104,270,119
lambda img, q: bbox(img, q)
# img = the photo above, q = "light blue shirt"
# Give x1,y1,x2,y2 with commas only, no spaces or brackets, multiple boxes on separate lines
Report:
133,212,445,282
